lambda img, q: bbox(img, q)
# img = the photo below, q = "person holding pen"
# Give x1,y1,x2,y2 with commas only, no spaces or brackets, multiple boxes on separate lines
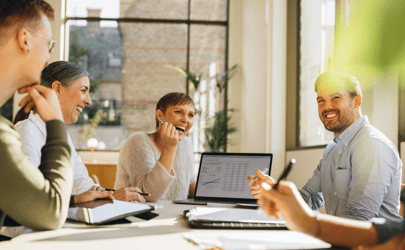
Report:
115,92,196,202
259,181,405,249
14,61,145,204
250,71,402,222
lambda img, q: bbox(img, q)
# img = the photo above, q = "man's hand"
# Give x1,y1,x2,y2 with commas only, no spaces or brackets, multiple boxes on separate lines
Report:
113,187,145,203
352,234,405,250
248,169,275,198
258,181,318,236
74,190,113,204
18,85,64,122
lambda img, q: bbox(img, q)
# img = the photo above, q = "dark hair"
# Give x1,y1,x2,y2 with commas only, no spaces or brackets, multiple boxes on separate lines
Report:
0,0,54,33
155,92,194,127
314,71,362,98
13,61,89,124
41,61,89,88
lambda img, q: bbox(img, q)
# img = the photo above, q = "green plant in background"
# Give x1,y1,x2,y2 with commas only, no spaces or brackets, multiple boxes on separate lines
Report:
89,79,101,93
164,65,202,90
69,30,90,68
216,64,238,93
205,109,237,152
166,64,239,152
0,96,14,122
77,109,106,148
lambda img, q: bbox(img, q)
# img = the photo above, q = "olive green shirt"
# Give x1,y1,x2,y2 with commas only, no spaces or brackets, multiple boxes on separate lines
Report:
0,116,72,230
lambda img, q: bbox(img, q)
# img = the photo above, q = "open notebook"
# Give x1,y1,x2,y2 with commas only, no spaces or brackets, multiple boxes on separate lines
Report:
67,199,153,225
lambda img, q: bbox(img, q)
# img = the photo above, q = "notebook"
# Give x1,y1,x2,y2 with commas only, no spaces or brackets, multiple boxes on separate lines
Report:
173,152,273,205
185,207,286,229
67,199,154,225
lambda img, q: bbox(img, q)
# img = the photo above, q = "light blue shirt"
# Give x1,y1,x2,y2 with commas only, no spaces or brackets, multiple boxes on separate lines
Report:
299,116,402,221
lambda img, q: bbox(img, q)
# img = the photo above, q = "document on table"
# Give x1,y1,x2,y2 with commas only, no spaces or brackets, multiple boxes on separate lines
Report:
187,207,285,223
184,231,332,250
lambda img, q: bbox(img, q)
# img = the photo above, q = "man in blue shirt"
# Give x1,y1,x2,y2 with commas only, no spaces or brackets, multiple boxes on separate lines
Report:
250,71,402,221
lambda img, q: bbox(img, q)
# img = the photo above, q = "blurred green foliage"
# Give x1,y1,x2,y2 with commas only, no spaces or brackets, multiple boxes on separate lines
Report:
0,96,13,122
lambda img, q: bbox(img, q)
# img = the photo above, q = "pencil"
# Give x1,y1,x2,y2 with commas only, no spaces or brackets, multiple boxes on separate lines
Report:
104,189,151,196
139,193,151,196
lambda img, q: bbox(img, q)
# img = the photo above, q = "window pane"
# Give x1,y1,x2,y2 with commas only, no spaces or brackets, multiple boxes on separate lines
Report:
299,0,335,146
119,22,188,134
66,0,188,20
67,0,120,19
190,0,227,21
189,24,227,154
121,0,188,19
66,20,188,150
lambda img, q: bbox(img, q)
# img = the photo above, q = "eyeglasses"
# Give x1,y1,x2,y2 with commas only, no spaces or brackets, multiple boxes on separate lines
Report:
30,31,56,54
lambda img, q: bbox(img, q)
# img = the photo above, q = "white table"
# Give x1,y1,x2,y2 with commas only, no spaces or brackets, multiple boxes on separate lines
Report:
0,201,338,250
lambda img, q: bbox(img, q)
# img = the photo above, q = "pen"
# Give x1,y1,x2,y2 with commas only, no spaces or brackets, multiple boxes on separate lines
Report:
273,158,296,190
105,189,151,196
257,159,296,214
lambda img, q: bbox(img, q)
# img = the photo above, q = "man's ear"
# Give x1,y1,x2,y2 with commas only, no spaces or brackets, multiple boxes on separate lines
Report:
51,81,62,96
16,28,32,54
156,109,163,121
354,94,362,109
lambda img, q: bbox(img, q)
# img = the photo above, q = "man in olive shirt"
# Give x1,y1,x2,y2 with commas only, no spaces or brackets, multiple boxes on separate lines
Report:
0,0,111,236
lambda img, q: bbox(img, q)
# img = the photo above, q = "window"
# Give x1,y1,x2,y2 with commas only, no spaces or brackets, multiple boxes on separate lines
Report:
64,0,229,167
298,0,335,147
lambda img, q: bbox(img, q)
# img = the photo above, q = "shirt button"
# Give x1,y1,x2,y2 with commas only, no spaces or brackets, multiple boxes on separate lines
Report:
334,192,337,195
339,151,342,154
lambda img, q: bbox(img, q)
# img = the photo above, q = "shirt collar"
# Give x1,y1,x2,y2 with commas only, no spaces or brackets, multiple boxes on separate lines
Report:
333,116,369,150
28,112,47,135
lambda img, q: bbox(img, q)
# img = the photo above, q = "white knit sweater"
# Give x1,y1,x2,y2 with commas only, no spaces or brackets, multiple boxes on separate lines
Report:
115,133,195,202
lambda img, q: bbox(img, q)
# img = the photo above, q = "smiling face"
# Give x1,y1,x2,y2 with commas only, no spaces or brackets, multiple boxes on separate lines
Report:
158,104,195,141
317,90,361,137
56,76,92,124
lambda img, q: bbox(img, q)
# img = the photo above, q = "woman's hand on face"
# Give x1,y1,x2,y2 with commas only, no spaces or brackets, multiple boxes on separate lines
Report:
158,121,179,149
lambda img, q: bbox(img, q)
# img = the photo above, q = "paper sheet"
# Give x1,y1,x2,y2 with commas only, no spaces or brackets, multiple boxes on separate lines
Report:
184,231,332,250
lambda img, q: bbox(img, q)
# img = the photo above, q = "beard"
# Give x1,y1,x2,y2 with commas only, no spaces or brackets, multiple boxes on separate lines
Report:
322,104,355,135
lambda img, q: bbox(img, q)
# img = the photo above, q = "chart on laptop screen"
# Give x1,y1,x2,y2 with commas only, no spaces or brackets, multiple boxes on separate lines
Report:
196,154,272,199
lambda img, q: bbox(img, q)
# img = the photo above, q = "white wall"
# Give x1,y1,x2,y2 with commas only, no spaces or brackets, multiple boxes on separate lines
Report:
228,0,287,178
285,148,324,189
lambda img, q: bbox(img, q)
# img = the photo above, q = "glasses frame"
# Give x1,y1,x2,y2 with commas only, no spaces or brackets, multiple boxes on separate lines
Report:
30,31,56,53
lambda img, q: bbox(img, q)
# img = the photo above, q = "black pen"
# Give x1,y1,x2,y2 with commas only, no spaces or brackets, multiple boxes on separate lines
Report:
257,158,296,214
105,189,151,196
273,158,296,190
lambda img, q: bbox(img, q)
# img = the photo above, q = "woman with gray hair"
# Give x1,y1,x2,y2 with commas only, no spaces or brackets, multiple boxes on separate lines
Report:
15,61,144,204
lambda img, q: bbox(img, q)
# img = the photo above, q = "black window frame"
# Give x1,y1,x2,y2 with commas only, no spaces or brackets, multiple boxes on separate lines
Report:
64,0,231,151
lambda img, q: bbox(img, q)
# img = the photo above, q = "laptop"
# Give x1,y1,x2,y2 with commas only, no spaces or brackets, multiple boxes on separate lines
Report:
173,152,273,205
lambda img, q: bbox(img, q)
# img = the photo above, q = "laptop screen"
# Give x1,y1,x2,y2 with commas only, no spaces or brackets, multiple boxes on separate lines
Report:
195,153,273,199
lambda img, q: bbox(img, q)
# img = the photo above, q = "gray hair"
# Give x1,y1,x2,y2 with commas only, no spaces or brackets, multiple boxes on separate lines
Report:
41,61,89,88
